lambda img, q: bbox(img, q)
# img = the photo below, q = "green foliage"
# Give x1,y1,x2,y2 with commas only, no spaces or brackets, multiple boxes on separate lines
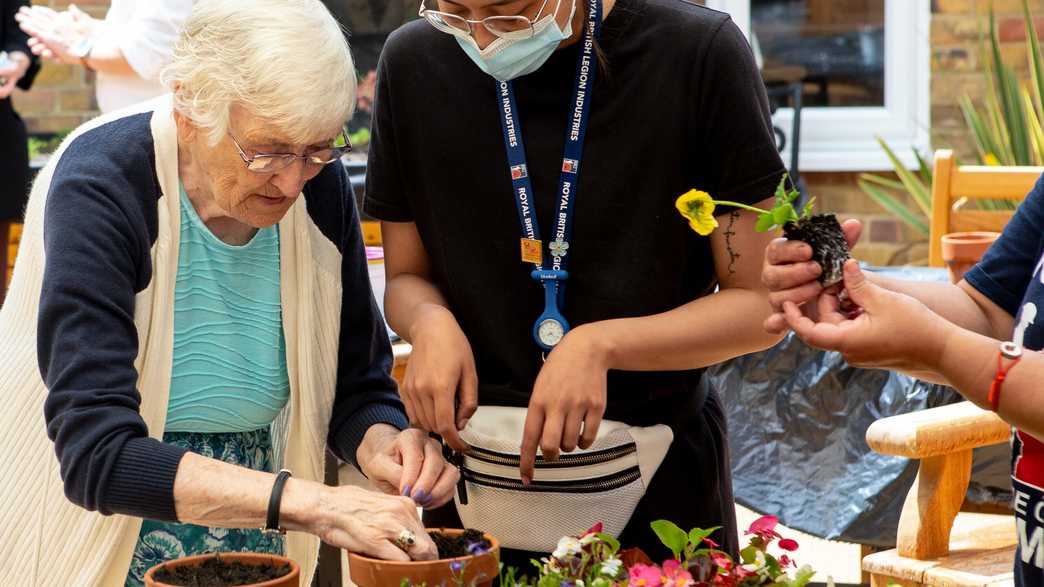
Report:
650,520,688,560
27,132,69,161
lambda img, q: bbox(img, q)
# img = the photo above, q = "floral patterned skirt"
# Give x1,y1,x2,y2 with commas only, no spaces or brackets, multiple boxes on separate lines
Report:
124,428,285,587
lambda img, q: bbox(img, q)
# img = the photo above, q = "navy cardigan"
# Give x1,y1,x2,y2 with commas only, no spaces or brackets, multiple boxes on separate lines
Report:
38,113,407,522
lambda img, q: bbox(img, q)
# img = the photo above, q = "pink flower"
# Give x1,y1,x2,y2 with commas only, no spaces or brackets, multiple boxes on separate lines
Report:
778,538,799,551
710,551,732,570
779,554,795,568
745,515,782,541
703,537,719,548
584,522,605,537
662,560,694,586
628,563,663,586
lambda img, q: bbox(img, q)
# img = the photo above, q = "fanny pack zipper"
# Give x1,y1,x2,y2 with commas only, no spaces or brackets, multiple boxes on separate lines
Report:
460,466,642,494
453,442,639,504
466,442,637,468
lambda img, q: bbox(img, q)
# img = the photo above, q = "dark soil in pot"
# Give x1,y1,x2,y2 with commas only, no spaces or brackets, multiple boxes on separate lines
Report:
783,214,851,287
430,528,491,559
151,553,292,586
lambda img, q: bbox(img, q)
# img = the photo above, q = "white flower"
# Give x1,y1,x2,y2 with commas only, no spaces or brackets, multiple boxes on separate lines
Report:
600,557,623,576
549,239,570,258
552,536,583,560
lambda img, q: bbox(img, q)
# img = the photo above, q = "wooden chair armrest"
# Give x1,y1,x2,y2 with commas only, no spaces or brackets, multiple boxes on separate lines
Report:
866,401,1010,459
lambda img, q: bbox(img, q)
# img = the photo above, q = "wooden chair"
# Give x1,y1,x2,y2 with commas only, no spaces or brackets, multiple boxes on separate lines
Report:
862,404,1015,586
928,149,1042,267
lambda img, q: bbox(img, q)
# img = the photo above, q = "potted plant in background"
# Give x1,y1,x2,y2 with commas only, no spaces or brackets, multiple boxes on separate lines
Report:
348,528,500,587
144,552,299,587
676,176,851,286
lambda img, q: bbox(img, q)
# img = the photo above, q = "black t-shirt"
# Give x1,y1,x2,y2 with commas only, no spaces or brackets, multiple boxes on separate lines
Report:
364,0,785,423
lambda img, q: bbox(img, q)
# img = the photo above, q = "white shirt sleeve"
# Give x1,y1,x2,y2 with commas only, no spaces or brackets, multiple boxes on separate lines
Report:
117,0,195,82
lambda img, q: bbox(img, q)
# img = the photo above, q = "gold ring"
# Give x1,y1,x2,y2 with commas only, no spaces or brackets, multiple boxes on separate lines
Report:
395,529,417,551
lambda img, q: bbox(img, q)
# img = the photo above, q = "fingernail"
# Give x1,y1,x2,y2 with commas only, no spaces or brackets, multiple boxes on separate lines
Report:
402,484,411,497
521,475,532,486
412,489,428,503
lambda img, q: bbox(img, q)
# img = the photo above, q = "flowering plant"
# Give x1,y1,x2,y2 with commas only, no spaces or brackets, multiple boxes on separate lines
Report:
629,516,815,587
675,176,811,236
400,516,816,587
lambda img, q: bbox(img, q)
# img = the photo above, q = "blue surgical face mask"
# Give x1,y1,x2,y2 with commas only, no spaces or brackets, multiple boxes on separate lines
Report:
455,0,577,82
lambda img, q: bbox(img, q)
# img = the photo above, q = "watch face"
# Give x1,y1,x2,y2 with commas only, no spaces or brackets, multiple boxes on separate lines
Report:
537,318,565,347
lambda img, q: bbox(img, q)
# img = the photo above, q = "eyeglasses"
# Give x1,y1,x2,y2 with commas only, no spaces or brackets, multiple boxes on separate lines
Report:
418,0,562,40
228,129,352,174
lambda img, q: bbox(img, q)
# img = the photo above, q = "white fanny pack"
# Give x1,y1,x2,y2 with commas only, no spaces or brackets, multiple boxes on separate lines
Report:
452,406,674,552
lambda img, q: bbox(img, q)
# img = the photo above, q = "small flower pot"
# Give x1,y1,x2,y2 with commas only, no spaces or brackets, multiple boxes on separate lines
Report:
783,214,852,287
144,552,298,587
347,529,500,587
941,231,1000,284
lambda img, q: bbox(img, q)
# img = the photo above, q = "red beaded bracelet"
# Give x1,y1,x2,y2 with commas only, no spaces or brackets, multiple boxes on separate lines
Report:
988,341,1023,412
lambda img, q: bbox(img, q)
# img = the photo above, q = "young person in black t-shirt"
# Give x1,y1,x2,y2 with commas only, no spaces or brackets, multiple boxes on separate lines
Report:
764,181,1044,586
364,0,787,563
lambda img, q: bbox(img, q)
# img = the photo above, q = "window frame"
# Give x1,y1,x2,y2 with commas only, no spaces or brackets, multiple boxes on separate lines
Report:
705,0,931,171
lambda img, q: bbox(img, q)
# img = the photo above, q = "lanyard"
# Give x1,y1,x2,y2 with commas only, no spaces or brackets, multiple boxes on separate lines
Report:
497,0,602,352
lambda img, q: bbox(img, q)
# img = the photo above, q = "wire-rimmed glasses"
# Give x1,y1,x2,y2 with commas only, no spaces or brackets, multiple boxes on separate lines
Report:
418,0,562,41
228,129,352,174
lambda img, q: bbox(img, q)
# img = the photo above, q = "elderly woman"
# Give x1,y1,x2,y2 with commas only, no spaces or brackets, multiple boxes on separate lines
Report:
0,0,457,584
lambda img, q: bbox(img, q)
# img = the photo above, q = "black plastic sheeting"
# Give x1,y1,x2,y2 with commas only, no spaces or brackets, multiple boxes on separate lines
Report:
706,266,1013,547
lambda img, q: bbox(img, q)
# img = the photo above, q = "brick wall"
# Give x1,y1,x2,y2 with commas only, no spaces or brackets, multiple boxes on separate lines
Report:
931,0,1044,162
12,1,1043,266
14,0,108,134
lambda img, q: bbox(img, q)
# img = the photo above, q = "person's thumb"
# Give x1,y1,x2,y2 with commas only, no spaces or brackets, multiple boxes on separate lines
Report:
841,260,876,307
841,219,862,249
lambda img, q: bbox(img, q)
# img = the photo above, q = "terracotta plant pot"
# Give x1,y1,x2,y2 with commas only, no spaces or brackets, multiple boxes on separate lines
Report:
348,529,501,587
941,231,1000,284
144,552,299,587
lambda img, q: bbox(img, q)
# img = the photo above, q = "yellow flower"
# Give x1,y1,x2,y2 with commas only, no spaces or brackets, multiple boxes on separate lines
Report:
675,189,719,236
984,153,1001,166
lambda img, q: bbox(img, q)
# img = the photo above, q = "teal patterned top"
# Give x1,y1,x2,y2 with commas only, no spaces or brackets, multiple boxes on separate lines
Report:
166,186,289,433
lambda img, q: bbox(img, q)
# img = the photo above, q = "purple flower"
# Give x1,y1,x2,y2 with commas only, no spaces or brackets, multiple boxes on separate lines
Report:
450,561,464,574
467,542,489,556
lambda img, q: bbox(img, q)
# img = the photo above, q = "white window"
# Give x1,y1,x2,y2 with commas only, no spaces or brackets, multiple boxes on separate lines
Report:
706,0,930,172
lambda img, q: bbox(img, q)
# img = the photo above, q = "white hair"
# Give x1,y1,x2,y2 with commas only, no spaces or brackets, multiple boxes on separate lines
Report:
161,0,356,146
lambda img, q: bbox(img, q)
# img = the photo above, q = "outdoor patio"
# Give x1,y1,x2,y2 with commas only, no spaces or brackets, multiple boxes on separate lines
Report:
2,0,1042,586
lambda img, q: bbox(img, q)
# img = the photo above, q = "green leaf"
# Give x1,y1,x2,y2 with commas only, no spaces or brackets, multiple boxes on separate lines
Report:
688,527,719,547
595,533,620,554
857,173,907,192
802,196,817,219
874,137,932,216
755,212,777,233
650,520,688,559
772,203,796,225
913,148,934,185
857,180,929,236
1024,0,1044,132
740,546,758,565
786,565,816,587
774,175,790,207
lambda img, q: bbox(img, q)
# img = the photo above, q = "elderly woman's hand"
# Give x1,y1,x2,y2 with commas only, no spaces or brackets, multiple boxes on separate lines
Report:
761,218,862,334
356,424,459,510
299,482,438,561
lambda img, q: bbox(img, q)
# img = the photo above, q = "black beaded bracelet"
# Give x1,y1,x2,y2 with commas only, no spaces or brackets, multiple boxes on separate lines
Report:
263,469,292,535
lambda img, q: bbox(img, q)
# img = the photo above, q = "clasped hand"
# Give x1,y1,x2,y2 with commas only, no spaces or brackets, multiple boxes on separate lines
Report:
761,219,952,372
